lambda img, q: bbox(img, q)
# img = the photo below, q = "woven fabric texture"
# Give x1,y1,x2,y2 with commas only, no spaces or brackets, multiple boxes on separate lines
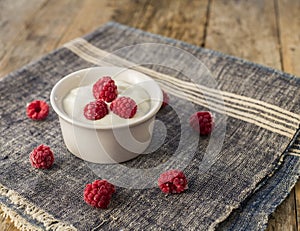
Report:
0,22,300,230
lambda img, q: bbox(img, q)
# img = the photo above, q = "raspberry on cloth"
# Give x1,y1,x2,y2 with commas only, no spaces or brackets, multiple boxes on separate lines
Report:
26,100,49,120
189,111,214,136
158,169,188,194
160,90,170,109
83,179,116,209
29,144,54,169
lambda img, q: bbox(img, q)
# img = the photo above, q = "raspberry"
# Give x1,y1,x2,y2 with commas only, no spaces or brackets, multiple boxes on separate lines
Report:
26,100,49,120
161,90,170,108
29,144,54,169
83,179,116,209
158,169,188,194
84,100,108,120
110,96,137,119
189,111,214,135
93,76,118,102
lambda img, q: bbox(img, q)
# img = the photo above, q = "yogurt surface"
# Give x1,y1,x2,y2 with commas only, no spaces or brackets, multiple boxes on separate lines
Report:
63,79,151,126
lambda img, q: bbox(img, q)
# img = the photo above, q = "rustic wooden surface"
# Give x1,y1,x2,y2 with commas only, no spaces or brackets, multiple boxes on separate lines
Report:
0,0,299,230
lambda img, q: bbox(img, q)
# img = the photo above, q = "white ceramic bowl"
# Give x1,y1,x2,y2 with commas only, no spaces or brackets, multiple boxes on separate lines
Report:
50,67,163,163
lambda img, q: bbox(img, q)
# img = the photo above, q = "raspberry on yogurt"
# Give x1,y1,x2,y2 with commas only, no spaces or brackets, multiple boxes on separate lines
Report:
93,76,118,103
84,100,108,120
110,96,137,119
63,77,151,125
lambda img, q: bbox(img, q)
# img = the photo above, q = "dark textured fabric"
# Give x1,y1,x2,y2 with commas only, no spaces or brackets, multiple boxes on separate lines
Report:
0,22,300,230
218,154,300,230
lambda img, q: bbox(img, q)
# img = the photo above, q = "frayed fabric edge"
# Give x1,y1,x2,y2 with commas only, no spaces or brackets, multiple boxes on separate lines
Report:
208,128,300,230
0,183,77,231
0,203,43,231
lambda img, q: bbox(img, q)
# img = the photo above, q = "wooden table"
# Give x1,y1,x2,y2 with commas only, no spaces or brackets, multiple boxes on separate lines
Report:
0,0,299,230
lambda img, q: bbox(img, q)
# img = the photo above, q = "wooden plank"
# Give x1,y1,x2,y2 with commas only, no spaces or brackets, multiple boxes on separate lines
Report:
0,0,40,72
0,214,18,231
277,0,300,77
206,0,281,70
267,189,297,231
296,182,300,230
0,0,83,78
0,0,210,78
0,0,48,61
58,0,122,45
0,0,209,78
114,0,209,46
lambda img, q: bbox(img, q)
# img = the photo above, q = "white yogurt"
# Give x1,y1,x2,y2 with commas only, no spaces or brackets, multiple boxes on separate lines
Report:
63,79,151,126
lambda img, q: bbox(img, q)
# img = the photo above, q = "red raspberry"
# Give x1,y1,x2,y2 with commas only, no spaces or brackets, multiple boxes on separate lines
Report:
189,111,214,135
158,169,188,194
26,100,49,120
29,144,54,169
84,100,108,120
110,96,137,119
161,90,170,108
83,179,116,209
93,76,118,102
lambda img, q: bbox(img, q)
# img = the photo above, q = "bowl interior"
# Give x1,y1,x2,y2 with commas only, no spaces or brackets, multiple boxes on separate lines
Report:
50,66,163,129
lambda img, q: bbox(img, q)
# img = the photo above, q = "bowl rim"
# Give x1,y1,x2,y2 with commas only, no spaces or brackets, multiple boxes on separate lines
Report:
50,66,163,130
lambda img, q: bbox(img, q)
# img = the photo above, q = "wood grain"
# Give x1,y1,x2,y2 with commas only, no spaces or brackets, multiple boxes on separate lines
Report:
0,0,48,61
277,0,300,76
59,0,121,45
267,190,297,231
296,183,300,230
0,0,299,230
0,0,82,77
114,0,209,46
0,214,18,231
206,0,281,69
0,0,48,78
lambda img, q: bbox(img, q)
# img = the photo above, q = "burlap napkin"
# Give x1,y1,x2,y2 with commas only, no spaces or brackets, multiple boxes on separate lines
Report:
0,22,299,230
